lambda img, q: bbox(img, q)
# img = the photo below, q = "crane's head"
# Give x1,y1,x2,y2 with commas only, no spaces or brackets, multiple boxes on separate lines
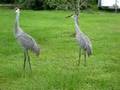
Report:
65,14,79,24
65,14,78,19
15,7,20,14
65,14,73,18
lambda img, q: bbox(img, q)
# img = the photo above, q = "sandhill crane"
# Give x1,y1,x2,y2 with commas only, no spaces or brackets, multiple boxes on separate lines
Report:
66,14,92,66
14,7,40,71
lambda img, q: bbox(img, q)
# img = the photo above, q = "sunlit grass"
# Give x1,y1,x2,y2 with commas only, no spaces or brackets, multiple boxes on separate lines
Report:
0,8,120,90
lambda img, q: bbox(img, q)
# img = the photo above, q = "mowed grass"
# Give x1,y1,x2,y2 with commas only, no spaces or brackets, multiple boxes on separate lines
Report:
0,8,120,90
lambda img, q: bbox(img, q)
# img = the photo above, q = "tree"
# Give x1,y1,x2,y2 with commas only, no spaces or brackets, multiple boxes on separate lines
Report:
1,0,97,10
45,0,89,10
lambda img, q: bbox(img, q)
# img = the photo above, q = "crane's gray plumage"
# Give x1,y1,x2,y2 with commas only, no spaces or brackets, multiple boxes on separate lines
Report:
71,14,92,66
16,32,40,56
14,7,40,71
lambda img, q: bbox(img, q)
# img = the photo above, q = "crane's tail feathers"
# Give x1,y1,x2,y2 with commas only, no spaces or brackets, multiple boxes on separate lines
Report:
86,45,92,57
31,44,40,56
33,47,40,56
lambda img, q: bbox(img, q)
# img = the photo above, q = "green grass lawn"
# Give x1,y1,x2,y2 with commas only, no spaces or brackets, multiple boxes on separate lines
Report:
0,8,120,90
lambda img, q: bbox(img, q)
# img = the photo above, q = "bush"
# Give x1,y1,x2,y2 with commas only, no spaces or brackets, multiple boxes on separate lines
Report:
0,0,98,10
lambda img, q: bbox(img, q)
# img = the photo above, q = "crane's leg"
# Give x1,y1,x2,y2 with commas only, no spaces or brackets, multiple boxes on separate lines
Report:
78,48,82,66
84,51,87,66
26,50,32,71
23,51,27,70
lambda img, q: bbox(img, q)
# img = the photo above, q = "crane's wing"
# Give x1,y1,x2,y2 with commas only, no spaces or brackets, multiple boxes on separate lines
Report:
16,32,40,56
76,33,92,56
17,33,34,49
84,34,93,56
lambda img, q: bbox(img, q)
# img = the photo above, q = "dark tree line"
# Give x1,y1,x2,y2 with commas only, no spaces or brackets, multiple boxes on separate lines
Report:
0,0,98,10
0,0,14,3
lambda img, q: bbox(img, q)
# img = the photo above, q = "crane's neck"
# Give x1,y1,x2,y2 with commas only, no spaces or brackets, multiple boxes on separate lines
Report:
15,12,23,34
74,15,82,34
15,12,20,28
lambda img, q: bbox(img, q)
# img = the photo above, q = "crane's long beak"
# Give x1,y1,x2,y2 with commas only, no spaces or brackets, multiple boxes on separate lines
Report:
65,14,73,18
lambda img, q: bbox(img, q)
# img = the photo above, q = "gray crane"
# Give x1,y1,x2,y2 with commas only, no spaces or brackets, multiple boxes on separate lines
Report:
66,14,92,66
14,7,40,71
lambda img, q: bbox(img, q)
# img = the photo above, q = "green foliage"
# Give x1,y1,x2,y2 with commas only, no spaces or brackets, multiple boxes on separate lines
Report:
0,0,98,10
